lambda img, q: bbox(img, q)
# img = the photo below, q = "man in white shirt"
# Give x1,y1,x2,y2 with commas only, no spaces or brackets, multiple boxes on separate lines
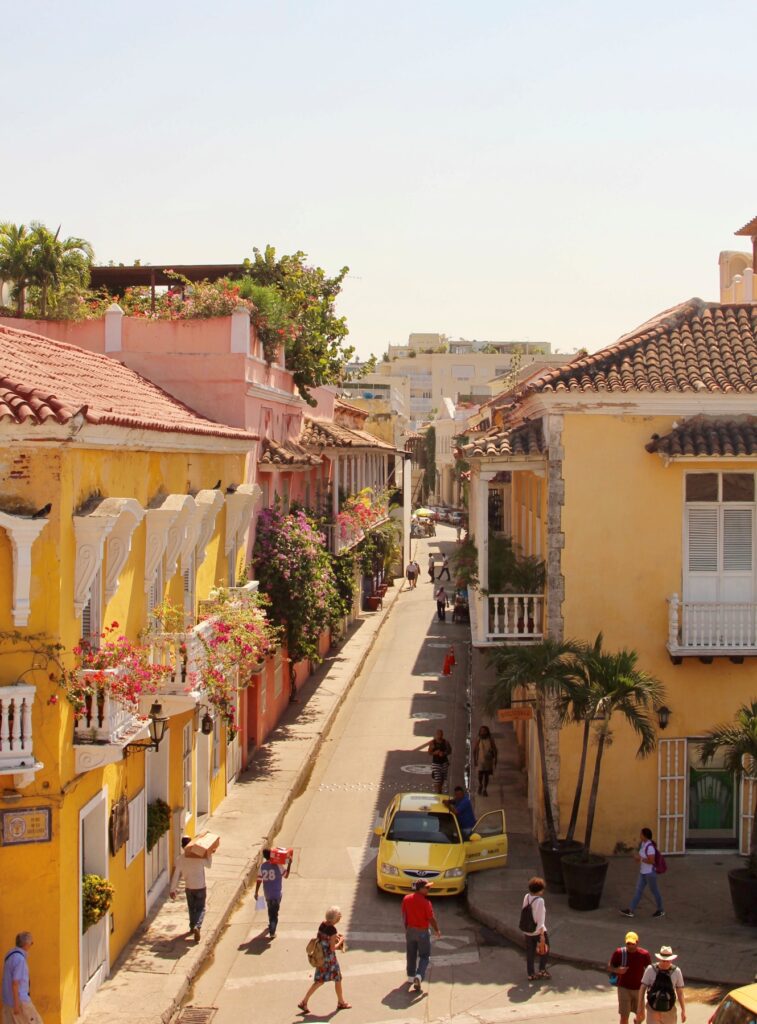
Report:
170,837,212,941
637,945,686,1024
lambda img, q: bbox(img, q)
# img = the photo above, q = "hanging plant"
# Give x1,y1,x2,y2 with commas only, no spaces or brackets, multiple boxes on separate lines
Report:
82,873,114,931
146,799,172,852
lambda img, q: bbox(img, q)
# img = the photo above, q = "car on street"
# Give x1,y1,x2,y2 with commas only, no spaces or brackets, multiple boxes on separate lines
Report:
707,983,757,1024
374,791,507,895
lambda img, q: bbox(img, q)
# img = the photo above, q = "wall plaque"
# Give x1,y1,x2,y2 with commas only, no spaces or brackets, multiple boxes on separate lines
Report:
1,806,52,845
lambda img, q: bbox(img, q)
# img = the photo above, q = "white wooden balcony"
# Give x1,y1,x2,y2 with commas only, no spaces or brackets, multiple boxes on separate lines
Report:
667,593,757,658
0,683,43,786
325,513,391,555
73,669,150,774
469,589,544,646
146,620,211,712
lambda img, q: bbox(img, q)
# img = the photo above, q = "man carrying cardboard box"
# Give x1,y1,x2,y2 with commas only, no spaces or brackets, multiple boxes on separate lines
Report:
170,836,215,941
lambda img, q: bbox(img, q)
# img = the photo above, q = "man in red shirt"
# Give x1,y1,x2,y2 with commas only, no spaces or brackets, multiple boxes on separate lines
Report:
401,880,441,993
608,930,652,1024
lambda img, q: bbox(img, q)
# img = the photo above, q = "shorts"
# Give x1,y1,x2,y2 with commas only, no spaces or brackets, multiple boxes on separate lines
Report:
617,986,639,1017
648,1009,678,1024
3,1003,43,1024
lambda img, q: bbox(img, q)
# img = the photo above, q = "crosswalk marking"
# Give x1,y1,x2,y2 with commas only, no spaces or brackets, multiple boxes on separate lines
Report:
225,950,480,987
252,929,471,946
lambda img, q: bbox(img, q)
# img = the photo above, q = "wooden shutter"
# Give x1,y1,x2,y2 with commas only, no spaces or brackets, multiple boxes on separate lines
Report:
658,738,687,854
723,508,754,572
687,507,718,573
82,567,103,647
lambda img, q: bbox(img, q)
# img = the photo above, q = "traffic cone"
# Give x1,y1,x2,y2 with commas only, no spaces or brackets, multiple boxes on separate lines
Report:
442,645,456,676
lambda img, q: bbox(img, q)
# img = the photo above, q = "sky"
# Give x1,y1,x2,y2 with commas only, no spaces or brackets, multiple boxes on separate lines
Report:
3,0,757,361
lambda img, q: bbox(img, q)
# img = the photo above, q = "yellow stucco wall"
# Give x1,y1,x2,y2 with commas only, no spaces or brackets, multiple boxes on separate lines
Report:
556,412,757,853
0,442,246,1023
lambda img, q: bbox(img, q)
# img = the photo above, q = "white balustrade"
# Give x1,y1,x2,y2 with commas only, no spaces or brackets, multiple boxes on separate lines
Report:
148,619,212,696
73,668,144,743
667,594,757,653
487,594,544,641
0,684,36,769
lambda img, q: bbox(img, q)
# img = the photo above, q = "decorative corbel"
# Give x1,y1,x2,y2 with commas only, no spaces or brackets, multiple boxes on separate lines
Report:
103,498,145,601
162,495,196,579
0,513,48,627
194,489,225,566
73,511,116,616
144,505,180,593
224,483,261,554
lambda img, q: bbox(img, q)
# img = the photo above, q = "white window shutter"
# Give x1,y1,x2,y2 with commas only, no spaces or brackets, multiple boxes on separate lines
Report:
723,508,754,572
687,507,719,573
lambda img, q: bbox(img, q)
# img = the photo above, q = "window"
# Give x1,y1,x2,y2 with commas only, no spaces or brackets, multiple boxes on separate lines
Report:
147,559,164,620
684,473,755,604
125,790,146,866
81,567,103,649
488,488,504,532
182,722,193,822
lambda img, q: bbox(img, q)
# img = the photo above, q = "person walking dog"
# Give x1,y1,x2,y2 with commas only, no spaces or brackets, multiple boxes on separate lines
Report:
170,836,212,941
520,877,550,981
608,930,651,1024
298,906,350,1013
2,932,41,1024
637,945,686,1024
473,725,498,796
254,847,292,939
621,828,665,918
402,880,441,993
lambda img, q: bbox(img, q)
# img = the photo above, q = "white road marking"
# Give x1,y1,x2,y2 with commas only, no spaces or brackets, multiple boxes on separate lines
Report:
249,929,472,945
356,993,617,1024
225,951,480,987
346,846,379,874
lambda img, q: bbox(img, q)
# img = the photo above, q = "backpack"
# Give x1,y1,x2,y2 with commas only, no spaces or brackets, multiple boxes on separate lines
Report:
652,843,668,875
306,936,325,969
647,967,676,1012
609,945,627,986
519,896,537,933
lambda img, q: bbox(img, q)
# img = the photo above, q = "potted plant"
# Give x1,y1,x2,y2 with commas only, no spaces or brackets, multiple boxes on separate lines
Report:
484,638,586,891
699,700,757,925
146,798,172,852
82,873,114,931
562,645,663,911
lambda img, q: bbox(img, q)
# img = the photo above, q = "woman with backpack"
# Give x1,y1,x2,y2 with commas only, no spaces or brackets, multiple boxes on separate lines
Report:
519,876,550,981
473,725,498,796
620,827,666,919
637,945,686,1024
298,906,351,1013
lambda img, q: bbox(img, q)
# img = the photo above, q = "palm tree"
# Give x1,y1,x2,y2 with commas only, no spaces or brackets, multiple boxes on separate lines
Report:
29,223,93,316
699,701,757,877
484,638,584,848
580,647,664,855
0,222,34,315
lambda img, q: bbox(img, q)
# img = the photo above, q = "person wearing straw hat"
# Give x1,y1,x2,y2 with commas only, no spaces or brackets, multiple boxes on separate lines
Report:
638,946,686,1024
608,930,651,1024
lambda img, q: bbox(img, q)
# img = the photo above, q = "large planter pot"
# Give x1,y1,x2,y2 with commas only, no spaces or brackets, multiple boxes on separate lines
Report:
562,852,609,911
727,867,757,925
538,839,584,893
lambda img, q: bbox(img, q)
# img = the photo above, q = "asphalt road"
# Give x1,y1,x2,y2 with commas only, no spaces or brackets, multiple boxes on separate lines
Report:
190,526,719,1024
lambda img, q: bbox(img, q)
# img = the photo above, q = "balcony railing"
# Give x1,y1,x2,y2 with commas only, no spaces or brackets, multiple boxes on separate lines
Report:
73,668,145,744
469,589,544,645
325,514,390,556
667,594,757,656
0,684,37,773
147,619,211,696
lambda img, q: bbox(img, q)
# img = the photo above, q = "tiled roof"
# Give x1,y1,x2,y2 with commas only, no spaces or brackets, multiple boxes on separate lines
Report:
735,215,757,236
646,417,757,458
463,420,545,458
300,417,395,450
0,324,256,441
259,438,322,467
522,300,757,395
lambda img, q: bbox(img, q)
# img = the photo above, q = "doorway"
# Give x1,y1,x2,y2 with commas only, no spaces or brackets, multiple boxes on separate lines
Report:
79,789,109,1009
686,739,738,849
196,730,211,821
145,729,170,912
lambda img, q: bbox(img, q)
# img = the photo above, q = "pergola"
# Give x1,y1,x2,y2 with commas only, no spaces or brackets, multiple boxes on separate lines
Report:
89,264,250,311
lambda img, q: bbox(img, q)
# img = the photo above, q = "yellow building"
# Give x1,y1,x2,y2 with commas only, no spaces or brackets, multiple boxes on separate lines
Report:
0,325,257,1022
465,296,757,858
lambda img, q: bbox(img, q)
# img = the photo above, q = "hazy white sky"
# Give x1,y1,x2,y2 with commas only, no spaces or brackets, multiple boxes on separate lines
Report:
3,1,756,360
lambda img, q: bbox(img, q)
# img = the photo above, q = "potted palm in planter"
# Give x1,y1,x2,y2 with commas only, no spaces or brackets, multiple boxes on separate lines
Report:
562,645,663,911
698,700,757,925
484,638,585,891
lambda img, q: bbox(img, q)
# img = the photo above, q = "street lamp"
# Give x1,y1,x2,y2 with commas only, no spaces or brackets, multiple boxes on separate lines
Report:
657,706,672,731
124,702,169,756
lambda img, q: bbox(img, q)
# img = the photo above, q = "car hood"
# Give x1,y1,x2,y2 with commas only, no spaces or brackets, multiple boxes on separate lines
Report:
381,840,464,873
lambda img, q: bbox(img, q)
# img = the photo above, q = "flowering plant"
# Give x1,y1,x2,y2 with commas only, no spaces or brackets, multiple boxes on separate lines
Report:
337,488,389,539
82,873,115,931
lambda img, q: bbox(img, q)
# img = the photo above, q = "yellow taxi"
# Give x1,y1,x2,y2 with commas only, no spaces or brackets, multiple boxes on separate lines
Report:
374,792,507,895
707,984,757,1024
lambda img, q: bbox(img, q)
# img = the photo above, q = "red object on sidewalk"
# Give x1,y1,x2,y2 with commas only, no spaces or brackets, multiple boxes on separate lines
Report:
270,846,293,864
442,645,456,676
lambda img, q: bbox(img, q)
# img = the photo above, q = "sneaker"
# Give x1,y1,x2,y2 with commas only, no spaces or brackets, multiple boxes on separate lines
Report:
652,910,666,918
619,909,634,918
412,975,422,992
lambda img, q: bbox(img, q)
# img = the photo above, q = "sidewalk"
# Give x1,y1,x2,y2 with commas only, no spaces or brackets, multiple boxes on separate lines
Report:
79,585,401,1024
466,648,757,988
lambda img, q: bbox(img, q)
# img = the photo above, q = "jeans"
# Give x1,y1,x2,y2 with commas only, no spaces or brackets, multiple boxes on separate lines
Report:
525,931,548,976
266,897,281,935
437,568,451,581
437,601,446,621
186,887,207,930
630,871,663,912
405,927,431,981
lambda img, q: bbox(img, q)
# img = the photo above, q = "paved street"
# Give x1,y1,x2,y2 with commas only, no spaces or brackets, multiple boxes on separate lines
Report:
189,526,719,1024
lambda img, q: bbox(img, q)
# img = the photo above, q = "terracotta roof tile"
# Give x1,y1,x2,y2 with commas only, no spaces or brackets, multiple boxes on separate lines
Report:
521,300,757,396
259,438,322,467
646,417,757,458
300,417,395,450
463,420,544,459
0,324,256,441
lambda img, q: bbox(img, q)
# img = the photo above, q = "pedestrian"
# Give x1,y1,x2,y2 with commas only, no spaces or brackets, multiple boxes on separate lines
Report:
2,932,41,1024
608,930,652,1024
298,906,351,1014
637,945,686,1024
437,554,451,581
427,729,452,794
412,560,421,587
447,785,476,838
620,828,665,918
406,560,418,589
170,836,212,941
473,725,498,796
254,847,292,939
520,877,550,981
427,553,436,584
402,879,441,993
434,584,449,621
455,524,462,543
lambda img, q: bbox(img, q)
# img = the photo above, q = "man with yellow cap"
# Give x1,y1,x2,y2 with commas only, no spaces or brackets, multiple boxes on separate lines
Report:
608,930,651,1024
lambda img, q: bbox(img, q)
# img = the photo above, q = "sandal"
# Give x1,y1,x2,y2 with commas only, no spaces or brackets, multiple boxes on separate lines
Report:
297,1004,309,1013
538,970,551,978
336,1003,352,1010
527,974,539,981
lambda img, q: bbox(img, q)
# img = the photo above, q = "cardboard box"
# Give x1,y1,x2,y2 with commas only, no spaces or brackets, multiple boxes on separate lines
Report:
269,846,293,865
185,830,220,859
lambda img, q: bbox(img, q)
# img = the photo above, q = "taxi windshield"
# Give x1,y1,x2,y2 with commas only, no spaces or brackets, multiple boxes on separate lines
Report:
387,811,461,844
711,996,757,1024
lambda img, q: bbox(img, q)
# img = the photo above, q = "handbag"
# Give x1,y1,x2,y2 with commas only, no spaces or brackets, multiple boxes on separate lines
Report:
536,936,548,956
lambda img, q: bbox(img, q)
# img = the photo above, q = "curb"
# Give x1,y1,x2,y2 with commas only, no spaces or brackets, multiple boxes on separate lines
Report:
162,587,401,1023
